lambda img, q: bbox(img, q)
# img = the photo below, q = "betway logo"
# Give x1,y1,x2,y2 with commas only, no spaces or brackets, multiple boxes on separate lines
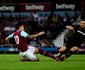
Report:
26,4,44,11
0,5,15,12
56,4,75,10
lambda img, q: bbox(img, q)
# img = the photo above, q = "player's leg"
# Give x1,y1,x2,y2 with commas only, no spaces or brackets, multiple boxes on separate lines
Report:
26,50,39,61
60,46,79,61
26,46,39,61
54,46,67,61
65,46,78,58
63,33,84,59
19,46,39,61
34,47,55,59
20,51,39,61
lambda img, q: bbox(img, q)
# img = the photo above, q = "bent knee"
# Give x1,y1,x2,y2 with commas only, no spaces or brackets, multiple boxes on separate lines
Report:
71,46,79,52
34,48,39,54
59,46,67,52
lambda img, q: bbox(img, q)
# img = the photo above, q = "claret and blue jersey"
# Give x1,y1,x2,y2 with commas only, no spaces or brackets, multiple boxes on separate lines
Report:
8,30,29,52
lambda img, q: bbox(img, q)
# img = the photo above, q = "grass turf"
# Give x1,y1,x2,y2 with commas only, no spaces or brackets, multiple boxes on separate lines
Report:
0,54,85,70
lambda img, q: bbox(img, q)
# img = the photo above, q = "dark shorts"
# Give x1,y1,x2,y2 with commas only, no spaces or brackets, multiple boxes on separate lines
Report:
64,34,85,50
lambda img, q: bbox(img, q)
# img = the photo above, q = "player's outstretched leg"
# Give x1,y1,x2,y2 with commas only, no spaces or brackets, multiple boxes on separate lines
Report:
37,48,55,59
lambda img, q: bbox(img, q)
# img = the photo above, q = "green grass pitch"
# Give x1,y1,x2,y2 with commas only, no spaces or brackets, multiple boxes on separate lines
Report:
0,54,85,70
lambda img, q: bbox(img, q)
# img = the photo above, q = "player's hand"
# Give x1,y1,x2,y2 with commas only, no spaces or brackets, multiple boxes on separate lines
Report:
5,43,12,47
5,43,10,47
66,25,74,30
38,31,45,36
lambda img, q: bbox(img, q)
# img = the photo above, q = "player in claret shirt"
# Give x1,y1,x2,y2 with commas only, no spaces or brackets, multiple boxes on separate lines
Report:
5,22,55,61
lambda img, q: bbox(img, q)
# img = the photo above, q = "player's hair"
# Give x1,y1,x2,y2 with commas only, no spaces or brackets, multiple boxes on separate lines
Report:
15,22,24,30
81,19,85,21
81,15,85,21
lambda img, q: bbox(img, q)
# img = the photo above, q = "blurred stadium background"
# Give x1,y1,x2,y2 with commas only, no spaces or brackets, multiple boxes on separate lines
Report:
0,0,85,54
0,0,85,70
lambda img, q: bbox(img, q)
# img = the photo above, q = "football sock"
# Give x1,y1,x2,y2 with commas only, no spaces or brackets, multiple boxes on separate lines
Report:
65,50,73,58
38,49,55,59
57,52,63,58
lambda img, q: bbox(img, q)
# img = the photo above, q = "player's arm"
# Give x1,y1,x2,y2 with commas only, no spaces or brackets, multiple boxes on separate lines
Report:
5,33,14,45
28,31,45,39
66,25,74,30
5,37,10,45
21,31,45,39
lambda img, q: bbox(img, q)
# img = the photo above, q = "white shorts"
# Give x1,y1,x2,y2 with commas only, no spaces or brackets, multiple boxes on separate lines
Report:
19,46,36,60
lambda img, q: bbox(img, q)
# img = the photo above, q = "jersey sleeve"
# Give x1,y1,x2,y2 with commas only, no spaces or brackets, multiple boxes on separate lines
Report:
72,25,80,30
8,33,14,38
21,30,29,38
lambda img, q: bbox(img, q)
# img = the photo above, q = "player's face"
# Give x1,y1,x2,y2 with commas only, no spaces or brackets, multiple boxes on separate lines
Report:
80,21,85,29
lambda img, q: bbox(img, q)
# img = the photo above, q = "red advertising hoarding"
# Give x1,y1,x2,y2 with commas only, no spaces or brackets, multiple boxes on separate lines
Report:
0,3,51,12
19,3,51,12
